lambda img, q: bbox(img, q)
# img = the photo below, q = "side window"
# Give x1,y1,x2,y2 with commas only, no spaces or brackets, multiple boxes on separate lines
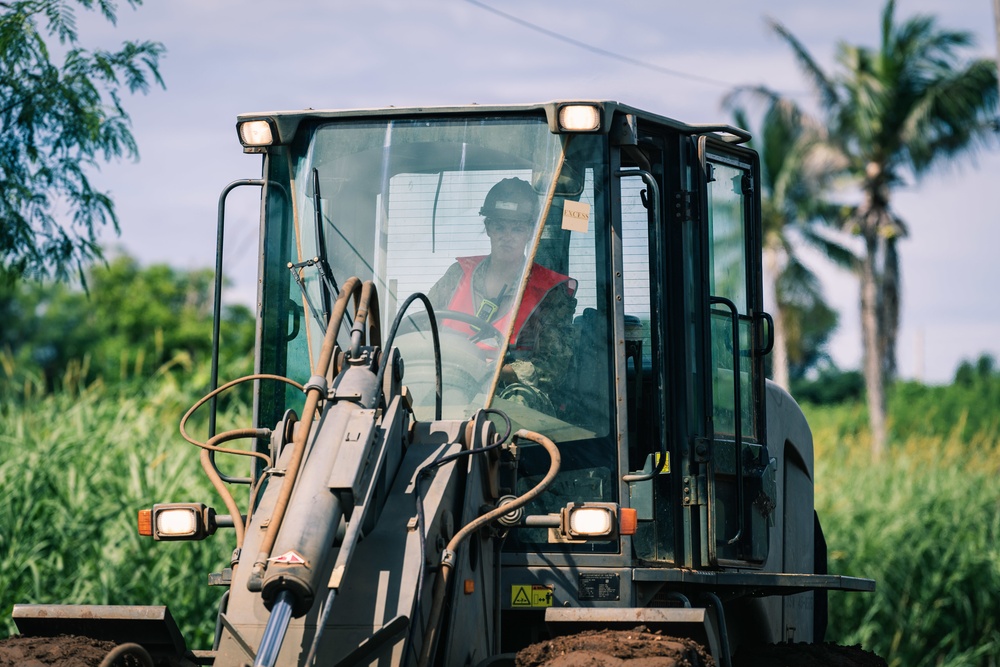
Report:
620,176,657,470
707,160,757,442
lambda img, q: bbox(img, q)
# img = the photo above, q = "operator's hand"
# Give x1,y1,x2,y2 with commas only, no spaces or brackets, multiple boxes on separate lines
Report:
500,363,519,384
500,360,536,385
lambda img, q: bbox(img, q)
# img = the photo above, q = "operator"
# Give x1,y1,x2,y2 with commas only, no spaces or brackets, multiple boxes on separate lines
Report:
426,177,578,413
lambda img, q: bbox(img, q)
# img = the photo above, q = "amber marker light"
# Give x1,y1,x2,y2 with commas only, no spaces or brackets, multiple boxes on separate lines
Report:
464,580,475,595
138,509,153,537
619,508,638,536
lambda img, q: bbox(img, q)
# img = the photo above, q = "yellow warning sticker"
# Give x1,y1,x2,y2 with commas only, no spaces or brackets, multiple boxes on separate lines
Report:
511,585,553,608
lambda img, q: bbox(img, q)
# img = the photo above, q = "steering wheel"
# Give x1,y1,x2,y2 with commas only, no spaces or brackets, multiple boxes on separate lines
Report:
396,308,505,345
390,308,509,417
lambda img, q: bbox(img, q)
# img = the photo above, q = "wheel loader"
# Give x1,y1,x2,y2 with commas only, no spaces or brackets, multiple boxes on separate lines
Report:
11,101,875,666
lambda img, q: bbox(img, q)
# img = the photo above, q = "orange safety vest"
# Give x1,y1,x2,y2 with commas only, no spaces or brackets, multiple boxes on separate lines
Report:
445,255,577,348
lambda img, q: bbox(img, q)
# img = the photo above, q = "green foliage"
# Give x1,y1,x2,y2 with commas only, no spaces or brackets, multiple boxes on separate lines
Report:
0,371,245,648
0,253,255,397
888,384,1000,443
0,252,260,647
791,367,865,405
0,0,165,281
808,383,1000,667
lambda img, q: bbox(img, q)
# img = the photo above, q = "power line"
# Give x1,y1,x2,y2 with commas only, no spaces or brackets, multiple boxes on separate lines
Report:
464,0,739,89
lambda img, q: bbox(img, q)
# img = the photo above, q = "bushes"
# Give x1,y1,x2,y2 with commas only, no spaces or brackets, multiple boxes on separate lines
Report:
791,368,865,405
0,254,256,394
888,357,1000,443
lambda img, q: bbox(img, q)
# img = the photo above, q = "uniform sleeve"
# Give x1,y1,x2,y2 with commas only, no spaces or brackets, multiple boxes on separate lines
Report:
505,281,578,400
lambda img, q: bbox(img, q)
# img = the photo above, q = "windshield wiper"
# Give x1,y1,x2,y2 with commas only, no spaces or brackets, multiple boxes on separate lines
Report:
312,168,339,317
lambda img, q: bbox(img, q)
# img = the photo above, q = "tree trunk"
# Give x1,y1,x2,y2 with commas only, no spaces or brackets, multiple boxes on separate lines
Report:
860,234,887,459
763,245,790,390
880,235,900,382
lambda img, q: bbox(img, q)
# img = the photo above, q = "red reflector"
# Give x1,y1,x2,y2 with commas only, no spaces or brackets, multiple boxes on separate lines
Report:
137,509,153,536
619,508,638,536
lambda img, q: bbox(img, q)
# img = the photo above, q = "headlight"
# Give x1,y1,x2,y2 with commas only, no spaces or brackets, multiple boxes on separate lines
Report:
138,503,217,541
157,508,199,536
558,104,601,132
555,503,639,540
568,506,614,536
237,119,276,147
560,502,632,540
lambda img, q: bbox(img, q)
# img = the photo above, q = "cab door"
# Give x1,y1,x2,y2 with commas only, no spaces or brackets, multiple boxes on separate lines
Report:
700,145,773,567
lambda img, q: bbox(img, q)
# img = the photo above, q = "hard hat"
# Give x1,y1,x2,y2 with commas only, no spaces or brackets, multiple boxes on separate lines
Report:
479,178,538,223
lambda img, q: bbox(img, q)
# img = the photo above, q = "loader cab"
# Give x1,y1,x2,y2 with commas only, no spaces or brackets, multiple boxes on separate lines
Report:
241,101,771,575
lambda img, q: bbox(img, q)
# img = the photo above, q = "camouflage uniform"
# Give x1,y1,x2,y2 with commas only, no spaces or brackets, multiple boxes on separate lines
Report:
427,257,578,415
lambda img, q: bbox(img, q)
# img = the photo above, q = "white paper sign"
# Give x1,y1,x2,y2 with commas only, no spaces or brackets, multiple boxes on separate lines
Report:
561,200,591,233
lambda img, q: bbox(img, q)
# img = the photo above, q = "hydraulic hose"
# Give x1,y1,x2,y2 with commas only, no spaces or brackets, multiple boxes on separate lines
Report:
376,292,443,419
179,374,305,554
417,428,561,667
199,428,270,549
180,373,303,462
349,279,381,359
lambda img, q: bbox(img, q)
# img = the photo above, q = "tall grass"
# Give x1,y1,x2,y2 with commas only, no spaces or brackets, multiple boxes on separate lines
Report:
0,365,252,649
3,361,999,664
809,402,1000,667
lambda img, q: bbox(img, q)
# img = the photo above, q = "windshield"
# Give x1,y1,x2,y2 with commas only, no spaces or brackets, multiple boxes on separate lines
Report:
262,114,613,449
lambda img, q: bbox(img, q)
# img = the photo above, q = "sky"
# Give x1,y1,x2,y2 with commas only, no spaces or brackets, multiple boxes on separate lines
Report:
75,0,1000,384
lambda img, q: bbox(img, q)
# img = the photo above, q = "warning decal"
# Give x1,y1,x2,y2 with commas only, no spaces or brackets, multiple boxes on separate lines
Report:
268,550,306,565
511,584,553,608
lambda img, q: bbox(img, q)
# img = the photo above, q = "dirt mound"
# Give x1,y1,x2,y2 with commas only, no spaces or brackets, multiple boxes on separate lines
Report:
733,642,887,667
514,627,888,667
0,635,117,667
515,627,714,666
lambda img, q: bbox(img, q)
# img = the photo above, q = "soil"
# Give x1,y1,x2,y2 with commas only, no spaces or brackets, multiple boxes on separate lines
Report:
0,630,888,667
515,627,714,666
515,627,888,667
0,635,118,667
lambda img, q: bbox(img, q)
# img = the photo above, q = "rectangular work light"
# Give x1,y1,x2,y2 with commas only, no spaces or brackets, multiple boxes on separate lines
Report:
559,503,638,540
237,119,276,148
557,104,601,132
138,503,217,541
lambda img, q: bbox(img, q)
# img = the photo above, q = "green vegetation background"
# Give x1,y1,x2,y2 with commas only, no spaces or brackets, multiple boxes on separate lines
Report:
814,365,1000,667
1,259,999,665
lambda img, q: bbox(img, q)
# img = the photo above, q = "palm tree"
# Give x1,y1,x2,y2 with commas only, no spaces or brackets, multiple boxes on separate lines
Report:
769,0,999,457
725,91,852,390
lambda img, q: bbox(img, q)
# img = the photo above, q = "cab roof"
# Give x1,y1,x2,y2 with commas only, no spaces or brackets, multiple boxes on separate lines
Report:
235,100,751,149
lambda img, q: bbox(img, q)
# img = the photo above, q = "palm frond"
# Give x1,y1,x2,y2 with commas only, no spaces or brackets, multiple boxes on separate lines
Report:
766,16,840,111
798,225,859,271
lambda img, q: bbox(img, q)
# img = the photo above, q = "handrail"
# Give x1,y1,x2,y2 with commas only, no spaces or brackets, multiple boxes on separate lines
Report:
709,296,745,547
210,179,265,443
